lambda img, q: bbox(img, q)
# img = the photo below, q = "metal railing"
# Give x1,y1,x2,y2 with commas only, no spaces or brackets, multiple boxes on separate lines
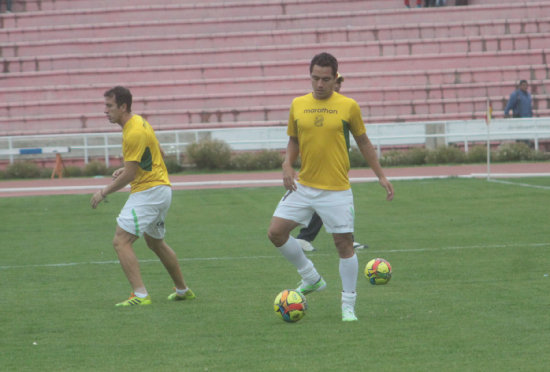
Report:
1,118,549,165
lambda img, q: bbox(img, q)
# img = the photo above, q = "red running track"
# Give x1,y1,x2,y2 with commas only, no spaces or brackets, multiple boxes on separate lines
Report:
0,163,548,198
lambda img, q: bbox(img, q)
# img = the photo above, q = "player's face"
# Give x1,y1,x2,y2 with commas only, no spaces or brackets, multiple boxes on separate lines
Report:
519,81,528,92
104,95,125,124
310,65,336,100
334,80,342,93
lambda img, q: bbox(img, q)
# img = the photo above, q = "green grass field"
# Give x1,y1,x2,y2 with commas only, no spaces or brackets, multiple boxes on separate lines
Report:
1,177,549,371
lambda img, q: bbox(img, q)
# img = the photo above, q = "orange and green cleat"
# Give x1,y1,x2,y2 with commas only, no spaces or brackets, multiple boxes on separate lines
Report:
115,293,152,307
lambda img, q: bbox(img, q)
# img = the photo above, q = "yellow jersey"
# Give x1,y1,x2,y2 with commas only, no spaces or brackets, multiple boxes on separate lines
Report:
122,114,171,193
287,92,366,190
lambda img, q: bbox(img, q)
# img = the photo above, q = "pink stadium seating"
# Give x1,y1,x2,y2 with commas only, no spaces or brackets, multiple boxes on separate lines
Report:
2,17,549,58
3,78,549,118
2,2,549,42
2,48,548,86
0,0,549,135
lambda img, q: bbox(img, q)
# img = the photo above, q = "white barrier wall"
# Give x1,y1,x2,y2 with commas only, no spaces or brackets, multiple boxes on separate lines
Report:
1,118,549,165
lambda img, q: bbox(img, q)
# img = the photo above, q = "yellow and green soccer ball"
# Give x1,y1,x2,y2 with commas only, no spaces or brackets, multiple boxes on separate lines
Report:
273,289,307,322
365,258,392,285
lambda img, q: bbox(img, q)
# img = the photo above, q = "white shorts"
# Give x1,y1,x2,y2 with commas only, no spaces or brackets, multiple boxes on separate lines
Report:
116,185,172,239
273,183,354,233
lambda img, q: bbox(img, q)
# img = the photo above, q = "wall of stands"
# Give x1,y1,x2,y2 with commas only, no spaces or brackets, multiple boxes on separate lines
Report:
0,0,549,136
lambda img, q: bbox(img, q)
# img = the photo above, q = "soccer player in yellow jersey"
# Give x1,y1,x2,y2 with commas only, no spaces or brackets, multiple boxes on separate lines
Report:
268,53,394,321
90,86,195,307
295,73,367,252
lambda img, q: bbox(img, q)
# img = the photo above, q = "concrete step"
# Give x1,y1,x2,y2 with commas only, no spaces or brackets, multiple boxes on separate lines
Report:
3,34,549,74
1,93,548,135
2,64,546,102
3,79,549,117
1,0,389,29
1,48,547,87
3,19,549,58
2,2,548,42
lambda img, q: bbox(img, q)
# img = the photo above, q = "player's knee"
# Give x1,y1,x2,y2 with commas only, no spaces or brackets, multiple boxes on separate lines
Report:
112,236,124,252
333,233,354,257
112,229,135,252
267,227,285,247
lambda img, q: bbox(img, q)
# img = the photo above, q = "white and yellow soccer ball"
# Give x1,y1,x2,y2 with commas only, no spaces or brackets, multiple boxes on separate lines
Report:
365,258,393,285
273,289,307,322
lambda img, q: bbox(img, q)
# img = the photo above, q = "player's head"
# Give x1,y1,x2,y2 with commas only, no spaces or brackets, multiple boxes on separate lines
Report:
104,86,132,124
309,52,338,77
309,52,338,100
334,73,344,93
104,86,132,112
518,80,529,92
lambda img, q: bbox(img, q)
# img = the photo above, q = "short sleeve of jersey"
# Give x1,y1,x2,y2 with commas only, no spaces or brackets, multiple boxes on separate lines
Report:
348,100,366,137
123,130,147,163
287,99,298,137
121,115,171,193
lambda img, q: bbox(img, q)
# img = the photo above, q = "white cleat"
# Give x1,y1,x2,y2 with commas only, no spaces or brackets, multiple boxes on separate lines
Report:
297,239,316,252
342,305,358,322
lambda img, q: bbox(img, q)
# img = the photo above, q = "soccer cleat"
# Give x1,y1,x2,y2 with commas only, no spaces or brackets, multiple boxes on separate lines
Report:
342,305,358,322
296,277,326,295
353,241,368,250
167,288,196,301
115,293,152,307
297,239,316,252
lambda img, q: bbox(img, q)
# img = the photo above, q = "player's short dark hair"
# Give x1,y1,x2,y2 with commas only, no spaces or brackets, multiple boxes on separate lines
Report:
309,52,338,77
519,80,528,85
104,86,132,112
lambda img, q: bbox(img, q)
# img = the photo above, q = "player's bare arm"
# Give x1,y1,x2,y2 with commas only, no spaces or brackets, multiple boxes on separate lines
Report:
90,161,139,209
282,136,300,191
111,167,125,180
354,133,394,201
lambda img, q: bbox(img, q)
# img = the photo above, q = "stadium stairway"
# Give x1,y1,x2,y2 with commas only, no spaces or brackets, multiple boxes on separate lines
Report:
0,0,549,135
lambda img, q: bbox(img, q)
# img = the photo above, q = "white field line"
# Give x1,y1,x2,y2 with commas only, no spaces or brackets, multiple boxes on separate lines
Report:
487,178,550,190
1,242,548,270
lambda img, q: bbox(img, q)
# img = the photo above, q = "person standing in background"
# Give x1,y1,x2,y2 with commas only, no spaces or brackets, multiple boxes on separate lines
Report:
504,80,533,118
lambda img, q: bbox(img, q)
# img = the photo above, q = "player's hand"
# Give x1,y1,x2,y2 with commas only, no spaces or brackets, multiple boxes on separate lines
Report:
90,189,106,209
380,178,394,201
282,165,297,191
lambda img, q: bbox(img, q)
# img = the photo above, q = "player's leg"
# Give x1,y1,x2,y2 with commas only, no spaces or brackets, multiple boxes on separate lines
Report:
316,189,358,321
268,217,314,277
144,234,187,290
141,185,195,301
333,233,359,321
268,216,300,247
113,186,167,306
269,187,325,294
112,226,151,305
269,217,326,294
144,234,196,301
